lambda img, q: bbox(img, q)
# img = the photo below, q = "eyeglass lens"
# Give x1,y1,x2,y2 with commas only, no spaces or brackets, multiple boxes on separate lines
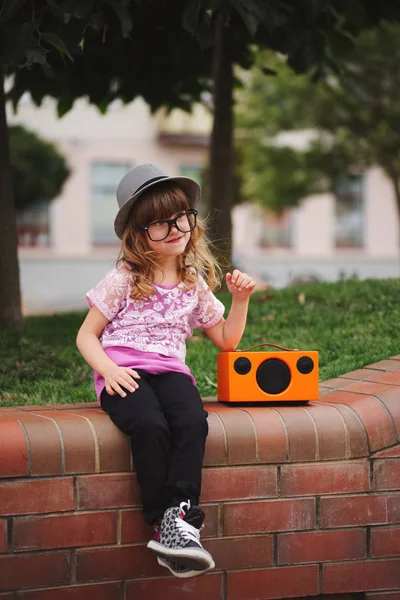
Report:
147,211,197,241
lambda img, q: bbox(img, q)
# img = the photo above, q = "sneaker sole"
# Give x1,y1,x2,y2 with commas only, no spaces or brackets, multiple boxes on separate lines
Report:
157,556,215,578
147,540,214,570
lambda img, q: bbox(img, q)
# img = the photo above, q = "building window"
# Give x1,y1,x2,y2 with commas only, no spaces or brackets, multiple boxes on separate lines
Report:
91,162,132,245
17,203,50,247
335,174,364,247
259,209,293,248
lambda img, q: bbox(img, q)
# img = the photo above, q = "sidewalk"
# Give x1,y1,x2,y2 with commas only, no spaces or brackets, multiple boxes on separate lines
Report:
19,249,400,315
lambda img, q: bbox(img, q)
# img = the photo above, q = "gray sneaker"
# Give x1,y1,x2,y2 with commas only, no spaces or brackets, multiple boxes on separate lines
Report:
147,500,214,570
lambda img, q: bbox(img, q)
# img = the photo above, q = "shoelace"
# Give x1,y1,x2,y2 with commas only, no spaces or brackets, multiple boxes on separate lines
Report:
175,516,201,543
176,500,204,546
180,500,191,514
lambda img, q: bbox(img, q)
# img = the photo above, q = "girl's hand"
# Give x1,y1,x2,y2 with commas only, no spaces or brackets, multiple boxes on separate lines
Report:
226,270,256,300
103,366,141,397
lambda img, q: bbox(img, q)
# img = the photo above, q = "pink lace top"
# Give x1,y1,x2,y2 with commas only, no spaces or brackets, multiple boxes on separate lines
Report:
86,266,225,399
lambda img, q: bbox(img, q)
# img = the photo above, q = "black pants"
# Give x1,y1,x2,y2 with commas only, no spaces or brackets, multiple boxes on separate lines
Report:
101,370,208,524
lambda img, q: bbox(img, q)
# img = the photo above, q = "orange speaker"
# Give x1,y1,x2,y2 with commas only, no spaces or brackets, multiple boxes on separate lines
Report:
217,344,319,403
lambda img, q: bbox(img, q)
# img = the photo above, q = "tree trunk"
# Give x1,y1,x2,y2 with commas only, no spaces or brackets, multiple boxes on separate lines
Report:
0,71,22,325
208,8,234,272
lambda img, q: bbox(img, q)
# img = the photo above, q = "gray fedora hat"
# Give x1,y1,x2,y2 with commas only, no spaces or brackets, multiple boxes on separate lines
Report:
114,163,201,239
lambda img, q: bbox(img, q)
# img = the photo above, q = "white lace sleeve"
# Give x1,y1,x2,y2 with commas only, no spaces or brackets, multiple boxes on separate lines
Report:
189,275,225,330
86,266,131,321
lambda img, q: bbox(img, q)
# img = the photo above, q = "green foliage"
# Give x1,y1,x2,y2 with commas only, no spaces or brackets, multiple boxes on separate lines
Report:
4,2,215,115
9,125,70,211
314,23,400,197
3,2,400,220
0,0,135,70
1,278,400,405
235,52,332,209
3,1,400,118
236,22,400,213
238,142,327,212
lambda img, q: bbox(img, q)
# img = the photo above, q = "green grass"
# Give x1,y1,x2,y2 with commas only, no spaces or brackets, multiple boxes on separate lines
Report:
1,278,400,406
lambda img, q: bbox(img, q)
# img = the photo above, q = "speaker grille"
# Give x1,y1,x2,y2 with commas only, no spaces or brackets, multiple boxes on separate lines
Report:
297,356,314,374
234,357,252,375
256,358,291,395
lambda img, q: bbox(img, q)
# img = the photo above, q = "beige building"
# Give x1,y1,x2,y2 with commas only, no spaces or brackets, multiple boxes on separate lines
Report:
6,96,400,313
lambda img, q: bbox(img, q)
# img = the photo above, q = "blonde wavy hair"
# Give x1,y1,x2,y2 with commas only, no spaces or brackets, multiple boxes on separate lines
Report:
117,181,222,300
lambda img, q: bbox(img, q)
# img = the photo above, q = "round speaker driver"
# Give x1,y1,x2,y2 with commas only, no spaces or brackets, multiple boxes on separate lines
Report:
297,356,314,374
256,358,291,395
234,357,252,375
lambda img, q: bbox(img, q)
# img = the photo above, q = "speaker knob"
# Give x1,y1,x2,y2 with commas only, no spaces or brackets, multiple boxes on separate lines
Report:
234,357,252,375
256,358,291,394
297,356,314,374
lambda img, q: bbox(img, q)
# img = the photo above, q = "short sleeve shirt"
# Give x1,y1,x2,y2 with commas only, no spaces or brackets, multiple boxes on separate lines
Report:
86,266,225,364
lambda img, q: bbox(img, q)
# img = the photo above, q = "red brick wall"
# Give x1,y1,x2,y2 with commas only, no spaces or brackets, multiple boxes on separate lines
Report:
0,355,399,599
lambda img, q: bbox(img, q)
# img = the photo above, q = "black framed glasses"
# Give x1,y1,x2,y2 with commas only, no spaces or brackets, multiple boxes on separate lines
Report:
137,209,198,242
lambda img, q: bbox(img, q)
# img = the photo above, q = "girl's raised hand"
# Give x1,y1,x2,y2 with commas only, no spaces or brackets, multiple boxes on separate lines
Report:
226,270,256,300
103,366,141,397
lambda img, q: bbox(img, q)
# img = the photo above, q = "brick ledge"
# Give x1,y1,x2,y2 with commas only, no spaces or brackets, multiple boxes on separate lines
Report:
0,356,400,598
0,356,399,478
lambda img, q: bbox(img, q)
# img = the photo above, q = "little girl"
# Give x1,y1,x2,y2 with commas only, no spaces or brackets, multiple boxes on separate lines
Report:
76,163,255,578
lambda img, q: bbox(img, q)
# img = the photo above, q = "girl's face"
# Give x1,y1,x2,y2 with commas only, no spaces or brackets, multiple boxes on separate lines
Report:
144,211,192,259
128,182,195,262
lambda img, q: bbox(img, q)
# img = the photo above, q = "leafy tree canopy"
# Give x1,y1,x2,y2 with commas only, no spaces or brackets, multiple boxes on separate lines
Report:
9,124,70,211
235,21,400,214
3,1,400,117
